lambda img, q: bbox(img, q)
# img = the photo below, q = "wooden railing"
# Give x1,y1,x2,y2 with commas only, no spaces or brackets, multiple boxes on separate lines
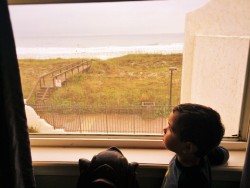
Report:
26,60,90,104
52,62,90,87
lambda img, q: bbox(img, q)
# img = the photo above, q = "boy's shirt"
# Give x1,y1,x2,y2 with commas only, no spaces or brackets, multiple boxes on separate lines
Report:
161,146,229,188
161,155,211,188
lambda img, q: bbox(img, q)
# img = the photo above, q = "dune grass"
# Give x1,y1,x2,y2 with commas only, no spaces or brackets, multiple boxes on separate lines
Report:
19,54,182,108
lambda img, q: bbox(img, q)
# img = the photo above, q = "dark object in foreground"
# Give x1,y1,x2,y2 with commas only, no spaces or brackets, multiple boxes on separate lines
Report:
77,146,139,188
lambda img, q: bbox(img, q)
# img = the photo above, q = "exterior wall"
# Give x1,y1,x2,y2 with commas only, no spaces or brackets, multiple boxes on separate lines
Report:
181,0,250,137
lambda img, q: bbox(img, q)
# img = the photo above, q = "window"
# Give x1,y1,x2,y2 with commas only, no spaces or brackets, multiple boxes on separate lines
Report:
9,0,249,146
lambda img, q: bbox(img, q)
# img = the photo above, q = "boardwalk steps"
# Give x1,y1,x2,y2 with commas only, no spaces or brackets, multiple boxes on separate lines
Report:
26,60,91,107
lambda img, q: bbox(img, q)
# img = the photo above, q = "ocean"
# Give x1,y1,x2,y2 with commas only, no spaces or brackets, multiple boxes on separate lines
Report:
15,33,184,60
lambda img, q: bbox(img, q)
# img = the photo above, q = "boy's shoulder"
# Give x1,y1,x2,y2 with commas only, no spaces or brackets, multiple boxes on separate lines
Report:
162,155,211,188
207,146,229,166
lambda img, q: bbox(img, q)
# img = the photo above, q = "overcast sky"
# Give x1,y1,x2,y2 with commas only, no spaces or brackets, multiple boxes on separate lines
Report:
9,0,210,37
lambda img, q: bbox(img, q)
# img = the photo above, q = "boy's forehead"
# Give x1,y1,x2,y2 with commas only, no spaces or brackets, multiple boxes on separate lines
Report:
168,112,180,129
168,112,179,122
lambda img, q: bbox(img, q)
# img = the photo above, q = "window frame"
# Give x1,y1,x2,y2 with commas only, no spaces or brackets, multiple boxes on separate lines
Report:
29,134,247,151
239,56,250,141
9,0,249,150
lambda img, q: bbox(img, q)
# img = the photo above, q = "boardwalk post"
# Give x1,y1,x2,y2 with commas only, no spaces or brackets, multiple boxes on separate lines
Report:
52,106,55,130
106,107,108,134
78,106,82,133
133,107,136,134
169,67,177,109
53,77,56,88
161,106,164,134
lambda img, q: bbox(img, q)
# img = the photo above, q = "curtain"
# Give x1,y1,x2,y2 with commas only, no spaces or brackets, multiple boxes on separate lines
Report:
0,0,36,187
241,133,250,188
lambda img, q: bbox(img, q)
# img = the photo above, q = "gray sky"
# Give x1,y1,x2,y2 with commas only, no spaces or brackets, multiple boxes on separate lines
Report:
9,0,210,37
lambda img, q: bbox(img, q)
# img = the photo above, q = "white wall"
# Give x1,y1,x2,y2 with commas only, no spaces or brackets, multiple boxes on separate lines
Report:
181,0,250,137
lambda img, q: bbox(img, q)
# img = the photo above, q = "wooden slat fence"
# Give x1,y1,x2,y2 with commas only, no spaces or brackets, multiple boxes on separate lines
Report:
34,105,172,135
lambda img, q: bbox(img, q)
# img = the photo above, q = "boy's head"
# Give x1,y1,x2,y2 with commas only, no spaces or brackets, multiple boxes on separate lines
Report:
163,103,225,157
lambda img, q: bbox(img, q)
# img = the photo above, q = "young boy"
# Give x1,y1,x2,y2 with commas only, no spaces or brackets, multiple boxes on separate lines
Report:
162,103,229,188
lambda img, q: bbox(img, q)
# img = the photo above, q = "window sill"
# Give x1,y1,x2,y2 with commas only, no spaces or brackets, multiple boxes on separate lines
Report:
30,136,246,182
29,135,247,150
31,145,245,182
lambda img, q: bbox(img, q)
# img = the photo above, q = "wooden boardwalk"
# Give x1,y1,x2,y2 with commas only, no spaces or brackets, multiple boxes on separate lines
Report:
26,60,90,105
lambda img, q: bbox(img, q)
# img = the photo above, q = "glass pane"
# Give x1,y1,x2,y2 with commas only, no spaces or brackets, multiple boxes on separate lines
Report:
9,1,226,137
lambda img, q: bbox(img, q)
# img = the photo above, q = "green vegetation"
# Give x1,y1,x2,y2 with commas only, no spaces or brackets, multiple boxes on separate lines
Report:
28,126,39,133
19,58,82,98
19,54,182,108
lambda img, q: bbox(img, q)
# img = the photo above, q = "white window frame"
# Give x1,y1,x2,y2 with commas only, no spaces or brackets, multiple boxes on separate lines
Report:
239,59,250,141
9,0,249,151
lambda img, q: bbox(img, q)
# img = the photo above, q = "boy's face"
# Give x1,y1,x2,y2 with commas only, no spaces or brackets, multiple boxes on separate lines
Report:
163,112,183,154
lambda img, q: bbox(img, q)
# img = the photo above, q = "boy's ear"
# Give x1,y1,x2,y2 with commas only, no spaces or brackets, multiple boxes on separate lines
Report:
182,142,198,154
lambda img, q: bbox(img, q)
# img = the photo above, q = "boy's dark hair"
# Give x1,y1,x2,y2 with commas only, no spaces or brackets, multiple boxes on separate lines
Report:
77,146,139,188
172,103,225,157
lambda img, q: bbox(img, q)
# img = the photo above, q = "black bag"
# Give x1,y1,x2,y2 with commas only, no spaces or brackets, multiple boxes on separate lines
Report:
77,147,140,188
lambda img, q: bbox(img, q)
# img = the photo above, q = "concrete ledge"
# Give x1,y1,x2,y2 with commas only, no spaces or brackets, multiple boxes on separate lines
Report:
31,147,245,181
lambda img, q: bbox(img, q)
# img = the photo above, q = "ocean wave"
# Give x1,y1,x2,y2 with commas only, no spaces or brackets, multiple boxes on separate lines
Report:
16,43,183,60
